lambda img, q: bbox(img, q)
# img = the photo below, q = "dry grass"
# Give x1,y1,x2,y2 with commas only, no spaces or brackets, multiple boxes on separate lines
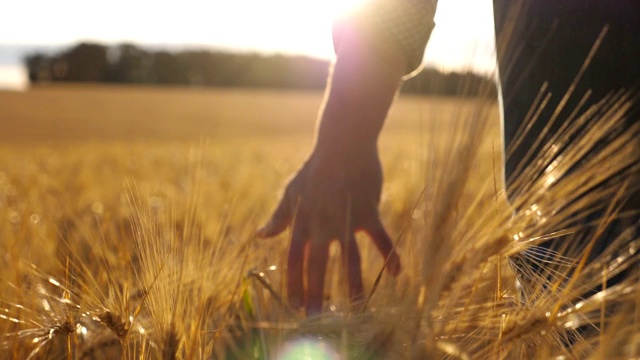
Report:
0,85,637,359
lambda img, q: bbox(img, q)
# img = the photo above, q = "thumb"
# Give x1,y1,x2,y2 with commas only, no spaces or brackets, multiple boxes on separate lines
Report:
257,191,293,237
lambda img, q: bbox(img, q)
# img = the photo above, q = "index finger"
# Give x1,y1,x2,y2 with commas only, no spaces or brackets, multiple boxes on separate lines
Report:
257,188,294,238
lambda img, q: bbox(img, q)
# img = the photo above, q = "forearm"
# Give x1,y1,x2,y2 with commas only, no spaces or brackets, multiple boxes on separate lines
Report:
314,0,437,155
314,30,407,155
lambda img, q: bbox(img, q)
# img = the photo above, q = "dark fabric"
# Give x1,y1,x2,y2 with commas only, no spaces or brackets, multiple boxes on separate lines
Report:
493,0,640,186
332,0,437,76
493,0,640,288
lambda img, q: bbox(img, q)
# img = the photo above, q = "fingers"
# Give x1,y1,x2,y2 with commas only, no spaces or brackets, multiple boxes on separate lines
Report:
257,189,293,238
287,221,308,310
306,236,331,315
364,216,402,276
343,234,364,304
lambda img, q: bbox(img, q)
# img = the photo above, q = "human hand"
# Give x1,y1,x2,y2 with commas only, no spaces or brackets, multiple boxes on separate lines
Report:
257,145,401,315
257,10,409,315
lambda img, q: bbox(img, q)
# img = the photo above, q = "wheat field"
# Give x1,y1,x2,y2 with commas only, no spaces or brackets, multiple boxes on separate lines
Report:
0,85,637,359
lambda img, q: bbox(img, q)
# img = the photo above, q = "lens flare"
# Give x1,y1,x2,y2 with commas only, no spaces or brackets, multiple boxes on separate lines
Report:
276,338,341,360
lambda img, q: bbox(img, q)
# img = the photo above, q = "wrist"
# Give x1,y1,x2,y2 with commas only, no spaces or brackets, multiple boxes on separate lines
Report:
313,95,383,154
312,130,379,169
314,121,378,156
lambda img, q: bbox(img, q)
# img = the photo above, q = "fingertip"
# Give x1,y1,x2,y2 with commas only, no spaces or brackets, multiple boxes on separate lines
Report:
258,199,293,237
256,220,281,238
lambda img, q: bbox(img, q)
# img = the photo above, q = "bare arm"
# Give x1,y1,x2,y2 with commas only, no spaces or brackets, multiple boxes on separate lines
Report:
258,34,405,314
315,23,408,155
259,1,436,315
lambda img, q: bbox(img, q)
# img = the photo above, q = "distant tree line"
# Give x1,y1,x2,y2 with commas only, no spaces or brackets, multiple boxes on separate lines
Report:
24,42,496,97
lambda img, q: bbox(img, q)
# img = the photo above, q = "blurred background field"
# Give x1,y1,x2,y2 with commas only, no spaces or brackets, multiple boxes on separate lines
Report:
1,69,636,360
0,85,500,229
0,84,501,274
0,85,502,358
2,0,639,357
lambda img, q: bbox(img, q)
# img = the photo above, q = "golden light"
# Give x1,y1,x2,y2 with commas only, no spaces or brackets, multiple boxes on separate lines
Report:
0,0,496,90
326,0,368,18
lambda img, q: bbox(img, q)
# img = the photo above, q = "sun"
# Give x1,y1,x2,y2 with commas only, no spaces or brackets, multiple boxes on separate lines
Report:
195,0,371,60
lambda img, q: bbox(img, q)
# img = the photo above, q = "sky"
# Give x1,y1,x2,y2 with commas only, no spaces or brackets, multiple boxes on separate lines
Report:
0,0,496,90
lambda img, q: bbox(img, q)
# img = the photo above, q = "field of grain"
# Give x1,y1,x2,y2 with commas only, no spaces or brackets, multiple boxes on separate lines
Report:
0,85,637,359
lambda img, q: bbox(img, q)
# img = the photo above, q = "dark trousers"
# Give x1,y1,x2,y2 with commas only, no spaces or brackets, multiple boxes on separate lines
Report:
493,0,639,286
